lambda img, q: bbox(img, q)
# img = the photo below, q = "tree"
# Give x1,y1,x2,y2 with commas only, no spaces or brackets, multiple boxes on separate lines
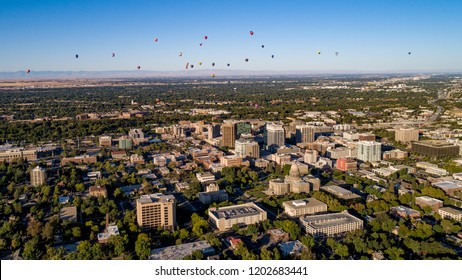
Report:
135,233,151,260
22,237,42,260
108,235,126,257
76,240,93,260
384,247,404,260
26,218,43,238
191,213,209,237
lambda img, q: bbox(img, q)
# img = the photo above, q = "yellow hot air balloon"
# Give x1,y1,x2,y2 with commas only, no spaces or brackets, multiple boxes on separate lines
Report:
199,62,202,65
317,50,321,55
212,74,216,77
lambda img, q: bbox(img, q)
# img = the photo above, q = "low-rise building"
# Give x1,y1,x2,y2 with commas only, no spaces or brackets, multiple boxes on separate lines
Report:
60,206,78,223
438,206,462,221
336,158,357,172
198,189,229,204
415,196,444,212
208,202,267,231
89,185,108,198
390,205,421,219
61,155,97,166
196,172,215,183
150,241,215,260
278,240,306,257
321,185,361,201
299,211,363,237
282,198,327,217
433,180,462,196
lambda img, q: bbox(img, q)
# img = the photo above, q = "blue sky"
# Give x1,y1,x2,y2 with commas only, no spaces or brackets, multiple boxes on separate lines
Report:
1,0,461,72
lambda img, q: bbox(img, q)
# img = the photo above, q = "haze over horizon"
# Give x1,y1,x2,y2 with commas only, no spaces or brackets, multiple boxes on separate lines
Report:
1,0,462,74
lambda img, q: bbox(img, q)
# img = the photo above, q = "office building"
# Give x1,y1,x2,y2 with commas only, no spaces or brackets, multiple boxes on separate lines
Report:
321,185,361,201
196,172,216,183
118,136,133,150
390,205,421,219
220,155,243,167
198,189,229,204
266,123,285,151
357,141,381,162
89,185,108,198
129,128,147,145
415,196,443,212
395,127,419,143
438,206,462,221
30,166,46,187
208,202,267,231
304,150,318,164
235,139,260,159
207,124,221,140
383,149,409,160
299,211,363,237
283,198,327,217
411,140,459,158
222,123,237,148
336,158,357,172
136,194,176,231
98,136,112,147
295,125,316,143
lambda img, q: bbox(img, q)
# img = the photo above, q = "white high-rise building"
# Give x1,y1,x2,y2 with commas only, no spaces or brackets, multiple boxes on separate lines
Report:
395,127,419,143
304,150,318,164
31,166,46,187
266,123,285,151
357,141,381,162
235,139,260,159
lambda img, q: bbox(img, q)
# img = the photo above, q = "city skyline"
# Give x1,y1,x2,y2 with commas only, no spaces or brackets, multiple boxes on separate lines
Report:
1,0,462,72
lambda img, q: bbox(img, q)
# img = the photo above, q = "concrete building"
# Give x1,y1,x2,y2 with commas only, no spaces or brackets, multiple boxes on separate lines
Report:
321,185,361,201
118,136,133,150
283,198,327,217
0,147,38,162
208,202,267,231
235,139,260,159
299,211,363,238
411,140,459,158
98,136,112,147
129,128,147,145
196,172,215,183
266,123,285,151
358,133,376,141
415,196,444,212
89,185,108,198
222,122,237,148
336,158,357,172
207,124,221,140
150,241,215,260
198,189,229,204
30,166,46,187
390,205,421,219
357,141,382,162
383,149,409,160
438,206,462,221
60,206,78,223
433,180,462,196
295,125,316,143
61,155,97,166
136,194,176,231
304,150,318,164
328,147,357,159
220,155,243,167
395,127,419,143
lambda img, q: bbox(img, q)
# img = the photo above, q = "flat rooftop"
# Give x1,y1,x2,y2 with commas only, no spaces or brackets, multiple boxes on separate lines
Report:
415,196,443,204
439,206,462,215
300,212,362,229
150,241,214,260
433,180,462,190
210,203,265,220
283,198,327,209
413,140,456,148
391,205,421,215
321,185,361,200
138,194,175,204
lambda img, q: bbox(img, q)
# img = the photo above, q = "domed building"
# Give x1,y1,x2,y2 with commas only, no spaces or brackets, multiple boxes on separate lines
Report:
268,162,313,195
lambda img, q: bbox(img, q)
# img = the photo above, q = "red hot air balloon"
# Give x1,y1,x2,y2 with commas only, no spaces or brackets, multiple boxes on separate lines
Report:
200,43,203,46
250,31,254,36
26,69,31,74
204,35,208,40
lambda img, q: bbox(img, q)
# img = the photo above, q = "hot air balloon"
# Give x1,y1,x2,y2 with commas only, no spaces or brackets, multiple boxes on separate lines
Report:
212,62,215,67
212,74,215,77
137,66,141,70
185,63,189,69
245,58,249,62
204,35,208,40
154,38,158,42
250,31,254,36
112,52,116,57
26,69,31,74
200,43,203,46
190,64,194,68
199,62,203,65
317,51,321,55
179,52,183,57
271,55,274,58
335,52,339,56
227,63,230,67
261,45,264,48
75,54,79,58
408,52,411,55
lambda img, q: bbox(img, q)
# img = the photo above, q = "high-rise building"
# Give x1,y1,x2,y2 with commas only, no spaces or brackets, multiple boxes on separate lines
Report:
411,140,459,158
31,166,46,187
295,125,316,143
299,211,363,237
395,127,419,143
222,123,237,148
357,141,381,162
235,139,260,159
136,194,176,231
266,123,285,151
129,128,147,145
207,124,221,140
304,150,318,164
